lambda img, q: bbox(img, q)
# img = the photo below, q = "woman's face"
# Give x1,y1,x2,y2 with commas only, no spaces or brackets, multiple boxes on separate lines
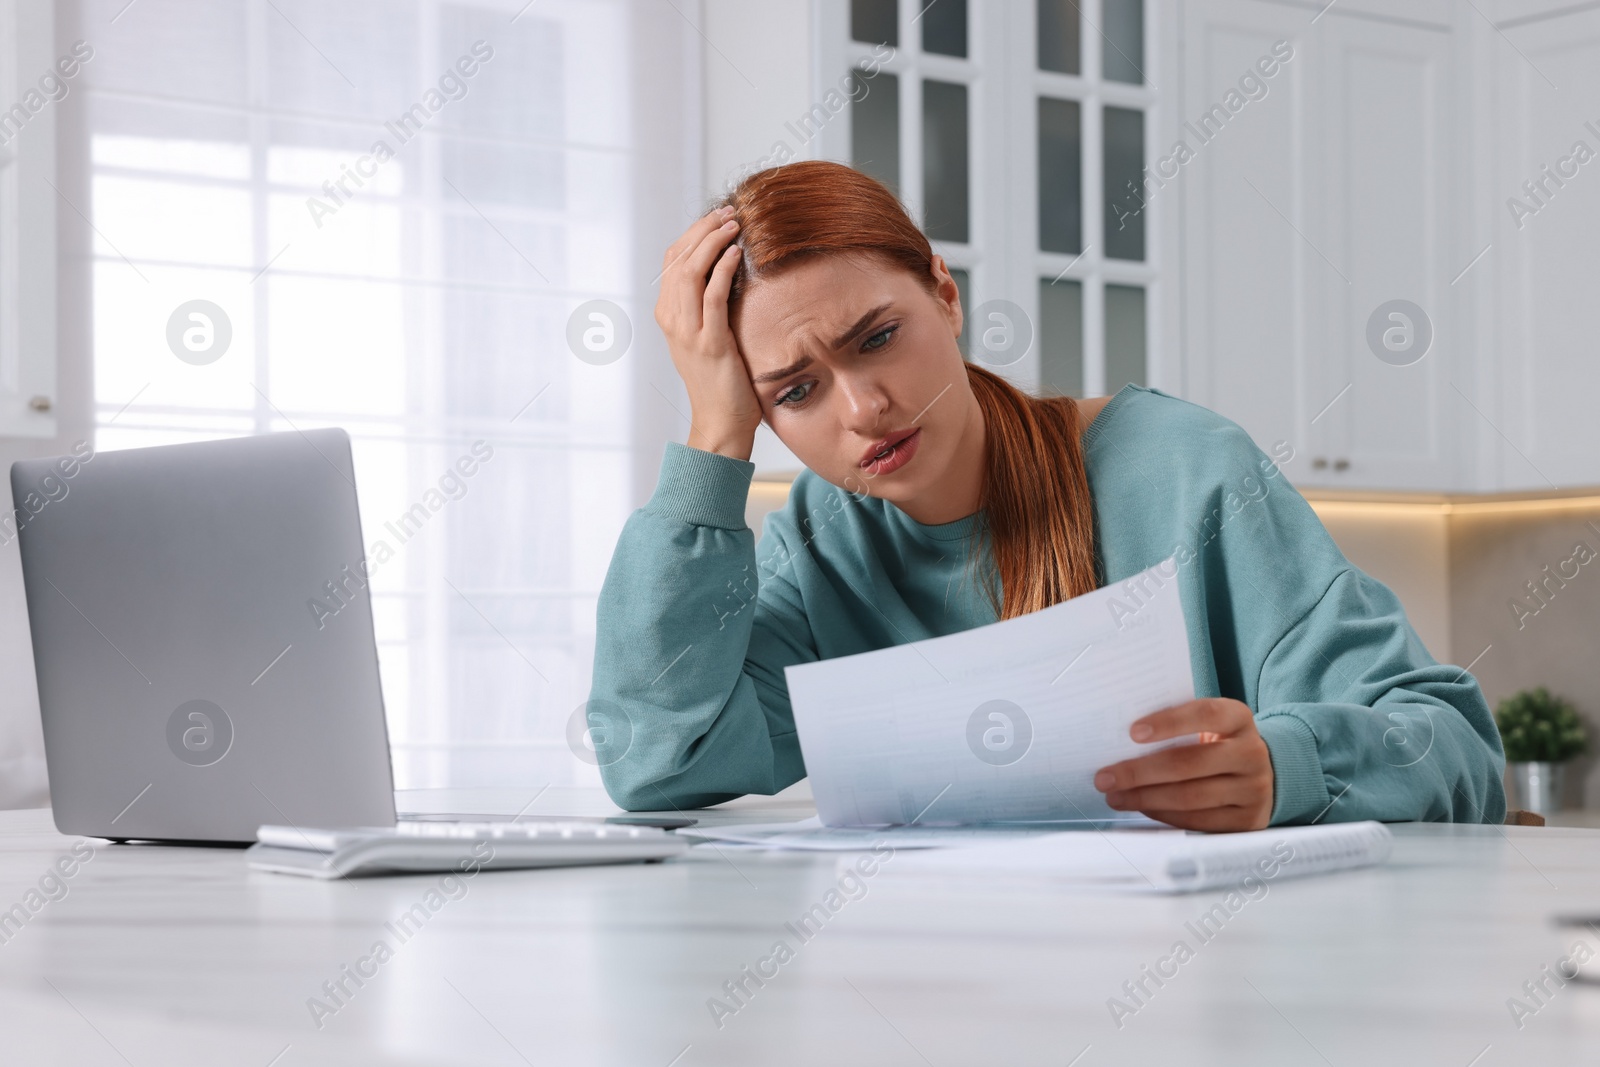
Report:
731,252,981,511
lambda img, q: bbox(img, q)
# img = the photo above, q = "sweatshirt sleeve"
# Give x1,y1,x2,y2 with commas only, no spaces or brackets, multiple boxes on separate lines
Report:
1086,389,1508,828
589,442,816,811
1254,567,1508,826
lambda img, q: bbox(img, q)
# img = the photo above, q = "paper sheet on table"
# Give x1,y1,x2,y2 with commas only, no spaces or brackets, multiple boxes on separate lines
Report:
784,558,1197,828
682,814,1167,852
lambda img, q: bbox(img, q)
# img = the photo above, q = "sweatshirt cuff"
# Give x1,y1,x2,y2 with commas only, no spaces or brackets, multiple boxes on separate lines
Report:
1257,713,1329,825
647,441,755,530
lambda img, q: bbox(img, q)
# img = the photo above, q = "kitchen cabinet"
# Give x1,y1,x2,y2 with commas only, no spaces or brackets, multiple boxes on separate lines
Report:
1169,0,1600,492
1482,5,1600,491
0,0,59,440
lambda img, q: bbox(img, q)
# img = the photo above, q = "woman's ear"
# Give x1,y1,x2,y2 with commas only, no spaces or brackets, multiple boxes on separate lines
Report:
929,254,964,340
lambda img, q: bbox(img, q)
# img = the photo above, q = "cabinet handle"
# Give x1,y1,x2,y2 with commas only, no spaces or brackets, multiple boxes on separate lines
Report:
1334,458,1350,472
28,396,51,413
1312,457,1328,470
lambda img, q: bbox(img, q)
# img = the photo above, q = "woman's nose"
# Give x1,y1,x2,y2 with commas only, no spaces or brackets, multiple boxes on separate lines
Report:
836,374,890,432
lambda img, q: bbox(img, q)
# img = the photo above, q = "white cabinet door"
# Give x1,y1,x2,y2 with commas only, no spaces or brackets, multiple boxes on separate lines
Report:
1305,9,1461,490
1175,0,1313,474
1176,0,1463,490
0,0,57,440
1485,8,1600,491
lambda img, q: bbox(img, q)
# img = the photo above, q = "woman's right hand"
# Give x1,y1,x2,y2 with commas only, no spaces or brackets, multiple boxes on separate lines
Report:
655,207,763,461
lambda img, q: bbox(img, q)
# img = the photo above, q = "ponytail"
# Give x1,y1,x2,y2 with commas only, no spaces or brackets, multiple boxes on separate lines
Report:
965,363,1100,618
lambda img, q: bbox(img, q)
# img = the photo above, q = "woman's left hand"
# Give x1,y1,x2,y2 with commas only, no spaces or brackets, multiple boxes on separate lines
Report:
1093,697,1275,832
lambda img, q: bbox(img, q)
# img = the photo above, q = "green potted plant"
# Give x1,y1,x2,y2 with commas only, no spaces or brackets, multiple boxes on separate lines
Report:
1495,687,1588,815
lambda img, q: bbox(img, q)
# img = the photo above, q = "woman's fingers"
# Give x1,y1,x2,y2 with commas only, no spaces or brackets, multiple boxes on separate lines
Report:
662,209,736,290
661,207,731,273
1130,697,1253,743
1094,697,1274,831
652,207,763,460
668,225,736,334
703,243,742,322
1095,735,1241,793
1105,773,1257,814
686,217,740,289
662,215,740,330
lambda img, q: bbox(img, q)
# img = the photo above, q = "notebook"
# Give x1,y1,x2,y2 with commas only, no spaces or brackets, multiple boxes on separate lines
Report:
884,820,1395,893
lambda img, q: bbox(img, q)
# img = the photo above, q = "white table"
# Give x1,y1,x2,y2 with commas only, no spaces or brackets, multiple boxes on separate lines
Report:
1,785,1597,1066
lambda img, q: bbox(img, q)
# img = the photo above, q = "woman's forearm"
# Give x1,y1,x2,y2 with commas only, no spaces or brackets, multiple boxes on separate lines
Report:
590,442,812,810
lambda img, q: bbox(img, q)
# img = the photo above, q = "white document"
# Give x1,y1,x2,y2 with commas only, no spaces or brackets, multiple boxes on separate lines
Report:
785,557,1197,828
682,814,1165,852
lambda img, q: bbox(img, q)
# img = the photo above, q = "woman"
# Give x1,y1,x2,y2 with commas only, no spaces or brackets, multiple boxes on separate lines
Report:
589,160,1506,831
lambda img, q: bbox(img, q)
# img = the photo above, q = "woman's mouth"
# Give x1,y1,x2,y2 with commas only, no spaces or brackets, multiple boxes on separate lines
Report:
860,428,921,477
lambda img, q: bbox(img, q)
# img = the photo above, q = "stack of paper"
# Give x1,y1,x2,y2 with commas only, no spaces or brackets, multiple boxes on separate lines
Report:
682,814,1165,852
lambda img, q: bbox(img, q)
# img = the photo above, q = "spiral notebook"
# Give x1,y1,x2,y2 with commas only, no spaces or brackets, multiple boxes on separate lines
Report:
886,820,1395,894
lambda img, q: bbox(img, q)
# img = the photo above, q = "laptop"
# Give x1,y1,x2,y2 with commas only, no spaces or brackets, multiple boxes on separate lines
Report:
15,429,424,844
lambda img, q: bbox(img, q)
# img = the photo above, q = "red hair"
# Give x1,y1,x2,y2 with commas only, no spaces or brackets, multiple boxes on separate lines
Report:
715,161,1099,618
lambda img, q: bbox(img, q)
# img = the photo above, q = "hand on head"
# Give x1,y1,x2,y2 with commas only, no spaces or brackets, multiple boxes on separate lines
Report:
655,206,763,461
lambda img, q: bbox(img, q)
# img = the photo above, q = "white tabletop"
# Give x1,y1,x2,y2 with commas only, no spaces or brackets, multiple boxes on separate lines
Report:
1,787,1597,1066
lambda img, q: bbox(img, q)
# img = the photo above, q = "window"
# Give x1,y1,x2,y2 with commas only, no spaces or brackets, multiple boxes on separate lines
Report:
65,0,683,789
824,0,1157,398
845,0,978,355
1033,0,1156,396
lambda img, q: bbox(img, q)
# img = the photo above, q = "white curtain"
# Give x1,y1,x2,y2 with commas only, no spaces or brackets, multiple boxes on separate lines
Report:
37,0,698,791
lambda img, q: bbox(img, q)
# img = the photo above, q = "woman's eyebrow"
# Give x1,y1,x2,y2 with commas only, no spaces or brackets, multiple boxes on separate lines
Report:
753,356,813,385
751,302,894,385
829,302,892,350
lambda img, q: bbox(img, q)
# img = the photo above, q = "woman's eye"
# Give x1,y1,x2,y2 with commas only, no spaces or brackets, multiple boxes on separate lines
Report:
863,325,897,351
775,381,814,407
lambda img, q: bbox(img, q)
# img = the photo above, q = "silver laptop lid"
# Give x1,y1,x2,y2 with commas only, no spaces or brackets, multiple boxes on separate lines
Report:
11,429,396,843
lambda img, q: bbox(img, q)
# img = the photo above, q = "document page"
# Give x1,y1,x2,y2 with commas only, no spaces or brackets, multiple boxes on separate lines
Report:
683,814,1165,852
785,558,1196,828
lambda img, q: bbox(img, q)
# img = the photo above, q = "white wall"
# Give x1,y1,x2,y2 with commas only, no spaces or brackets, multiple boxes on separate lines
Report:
1314,506,1454,661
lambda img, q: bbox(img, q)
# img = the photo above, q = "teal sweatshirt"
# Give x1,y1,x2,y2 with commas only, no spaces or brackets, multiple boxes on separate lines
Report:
591,384,1507,824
